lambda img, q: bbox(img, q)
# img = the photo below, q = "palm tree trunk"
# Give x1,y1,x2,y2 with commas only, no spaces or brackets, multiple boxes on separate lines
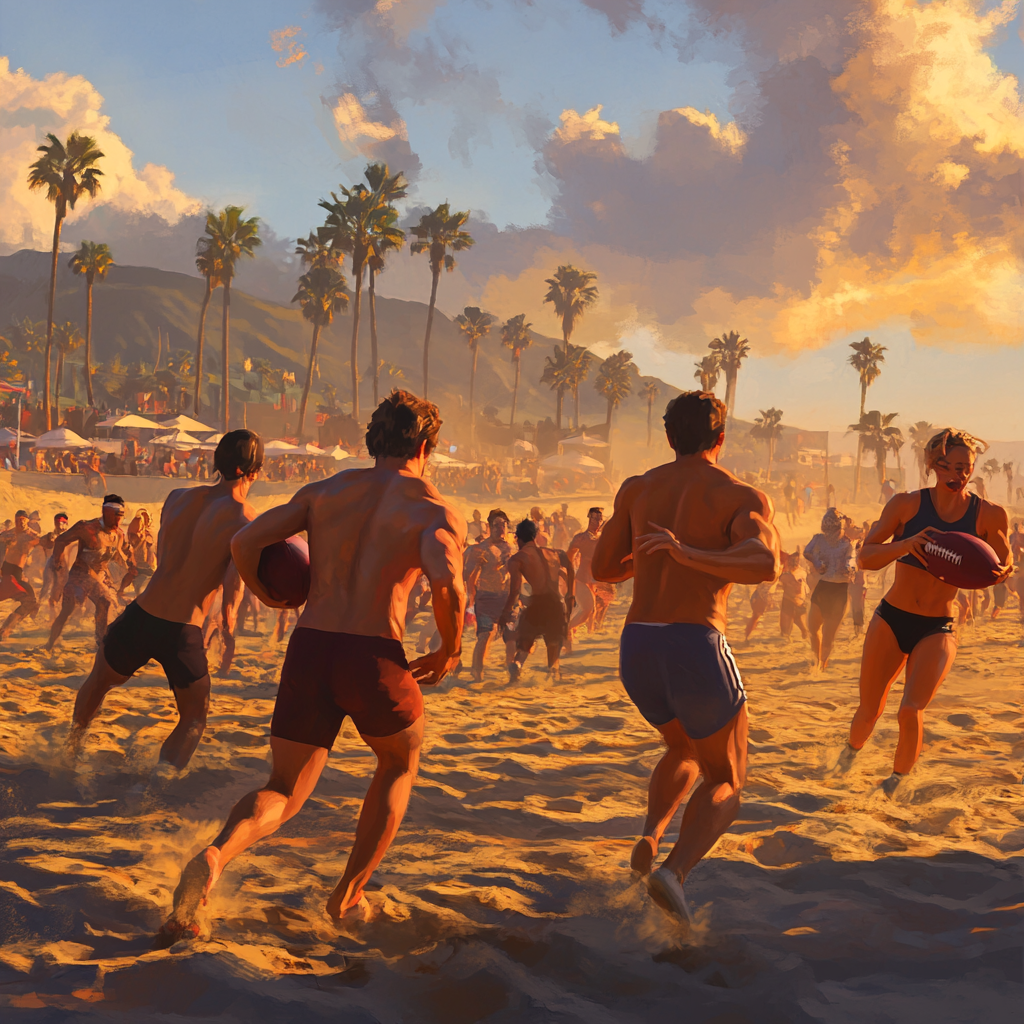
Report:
84,273,95,407
573,384,580,430
606,398,613,427
44,211,63,430
555,389,562,430
155,326,163,372
854,439,862,500
221,278,231,431
509,355,520,427
859,382,866,417
646,398,652,447
350,263,363,421
369,267,379,408
55,349,64,421
563,324,570,362
767,438,774,482
469,344,478,445
422,267,440,398
298,321,322,439
194,277,211,416
725,371,737,419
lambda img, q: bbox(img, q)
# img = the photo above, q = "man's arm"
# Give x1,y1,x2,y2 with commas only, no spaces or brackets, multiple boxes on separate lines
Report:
230,495,310,608
499,558,523,627
636,490,781,584
410,510,467,686
52,521,88,568
592,476,641,583
558,550,576,613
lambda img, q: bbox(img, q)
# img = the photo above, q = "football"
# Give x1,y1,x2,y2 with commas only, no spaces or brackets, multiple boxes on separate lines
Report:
919,531,1001,590
257,535,311,607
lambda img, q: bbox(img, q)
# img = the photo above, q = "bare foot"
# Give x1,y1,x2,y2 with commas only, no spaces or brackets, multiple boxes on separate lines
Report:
155,847,220,947
630,835,658,878
63,724,86,767
325,888,367,923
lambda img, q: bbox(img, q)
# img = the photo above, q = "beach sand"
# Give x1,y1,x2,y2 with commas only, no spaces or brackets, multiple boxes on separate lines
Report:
0,482,1021,1022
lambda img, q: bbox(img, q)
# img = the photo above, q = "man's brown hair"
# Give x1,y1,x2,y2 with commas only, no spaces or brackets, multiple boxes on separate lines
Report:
366,389,441,459
663,391,727,455
215,429,264,480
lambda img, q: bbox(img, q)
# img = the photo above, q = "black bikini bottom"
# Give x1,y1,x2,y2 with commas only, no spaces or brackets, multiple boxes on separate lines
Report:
875,599,953,656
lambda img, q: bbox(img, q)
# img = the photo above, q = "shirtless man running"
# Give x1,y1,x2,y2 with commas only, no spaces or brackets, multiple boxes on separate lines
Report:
159,390,465,942
47,496,135,650
119,508,157,597
465,509,513,681
592,391,780,923
499,519,575,681
39,513,70,614
0,510,43,639
567,507,615,641
64,432,263,769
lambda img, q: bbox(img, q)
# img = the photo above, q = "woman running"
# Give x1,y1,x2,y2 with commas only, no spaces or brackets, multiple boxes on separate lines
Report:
840,429,1010,795
804,508,856,669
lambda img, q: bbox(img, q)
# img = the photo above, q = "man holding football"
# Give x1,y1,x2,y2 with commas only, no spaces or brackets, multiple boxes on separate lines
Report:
837,429,1010,796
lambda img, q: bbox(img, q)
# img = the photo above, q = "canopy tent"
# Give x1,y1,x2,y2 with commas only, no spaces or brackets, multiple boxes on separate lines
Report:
560,433,609,449
33,427,91,449
429,452,464,466
150,430,204,451
0,381,26,393
0,428,35,444
513,439,538,455
541,451,605,471
323,445,352,462
95,413,164,430
159,414,217,434
264,439,299,454
292,442,326,457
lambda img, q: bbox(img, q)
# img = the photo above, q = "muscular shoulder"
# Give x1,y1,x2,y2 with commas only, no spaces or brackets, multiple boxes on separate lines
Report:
977,498,1009,532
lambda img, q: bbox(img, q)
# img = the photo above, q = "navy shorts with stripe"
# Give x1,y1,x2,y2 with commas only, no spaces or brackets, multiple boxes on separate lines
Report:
619,623,746,739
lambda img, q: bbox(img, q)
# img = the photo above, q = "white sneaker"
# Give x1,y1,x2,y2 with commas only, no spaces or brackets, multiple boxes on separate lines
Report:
646,868,692,925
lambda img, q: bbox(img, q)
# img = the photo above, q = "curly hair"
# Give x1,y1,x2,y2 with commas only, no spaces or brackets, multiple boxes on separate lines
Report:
924,428,988,468
663,391,727,455
365,390,442,459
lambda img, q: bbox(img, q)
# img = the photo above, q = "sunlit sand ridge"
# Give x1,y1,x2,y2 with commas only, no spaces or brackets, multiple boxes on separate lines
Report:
0,483,1020,1022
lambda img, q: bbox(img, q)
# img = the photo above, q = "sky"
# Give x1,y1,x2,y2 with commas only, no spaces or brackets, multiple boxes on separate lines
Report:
3,0,1024,438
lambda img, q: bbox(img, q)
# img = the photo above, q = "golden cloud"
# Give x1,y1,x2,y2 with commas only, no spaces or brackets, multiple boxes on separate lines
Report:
269,26,308,68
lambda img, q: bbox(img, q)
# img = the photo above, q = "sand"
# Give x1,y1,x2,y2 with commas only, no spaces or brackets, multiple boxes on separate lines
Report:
0,482,1021,1023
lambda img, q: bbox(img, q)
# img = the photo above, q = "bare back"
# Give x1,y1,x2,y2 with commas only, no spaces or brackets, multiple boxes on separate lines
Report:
137,485,255,626
291,467,465,639
513,544,567,598
599,458,775,632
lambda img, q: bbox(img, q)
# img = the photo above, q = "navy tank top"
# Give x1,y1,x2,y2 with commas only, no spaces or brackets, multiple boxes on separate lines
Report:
897,488,980,569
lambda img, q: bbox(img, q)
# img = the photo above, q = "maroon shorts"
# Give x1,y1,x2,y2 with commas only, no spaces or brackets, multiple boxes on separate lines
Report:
270,628,423,748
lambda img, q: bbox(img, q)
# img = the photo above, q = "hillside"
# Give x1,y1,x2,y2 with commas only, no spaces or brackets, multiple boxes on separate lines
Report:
0,250,680,451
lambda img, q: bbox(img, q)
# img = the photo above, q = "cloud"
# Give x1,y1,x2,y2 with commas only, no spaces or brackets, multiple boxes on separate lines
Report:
318,90,422,178
270,26,309,67
553,106,621,144
0,57,200,253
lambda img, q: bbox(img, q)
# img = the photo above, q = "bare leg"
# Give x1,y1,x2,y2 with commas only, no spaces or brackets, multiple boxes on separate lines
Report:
779,608,793,639
93,597,112,644
808,603,823,666
569,583,595,633
161,676,211,769
161,737,329,941
893,633,957,774
744,602,765,639
217,582,243,676
46,592,80,650
471,631,493,682
631,719,700,876
67,646,132,762
544,638,562,679
1,594,37,639
794,605,808,639
325,719,424,919
660,706,748,882
817,599,847,669
848,613,906,750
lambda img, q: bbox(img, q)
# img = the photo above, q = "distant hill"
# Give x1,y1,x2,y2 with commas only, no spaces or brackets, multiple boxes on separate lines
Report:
0,250,680,451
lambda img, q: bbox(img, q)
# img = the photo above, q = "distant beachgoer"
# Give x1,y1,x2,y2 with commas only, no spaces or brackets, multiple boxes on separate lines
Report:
119,508,157,596
467,509,484,541
880,479,895,504
778,551,809,640
783,477,797,527
837,429,1010,796
804,508,856,670
592,391,780,925
0,510,43,639
39,512,70,612
567,508,611,640
744,579,776,639
465,509,513,681
528,506,551,548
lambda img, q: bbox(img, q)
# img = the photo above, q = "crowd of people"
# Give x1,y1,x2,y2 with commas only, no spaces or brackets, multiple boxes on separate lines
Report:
0,388,1016,941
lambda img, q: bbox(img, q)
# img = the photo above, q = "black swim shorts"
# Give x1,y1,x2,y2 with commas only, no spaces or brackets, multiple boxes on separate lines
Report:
619,622,746,739
103,600,208,689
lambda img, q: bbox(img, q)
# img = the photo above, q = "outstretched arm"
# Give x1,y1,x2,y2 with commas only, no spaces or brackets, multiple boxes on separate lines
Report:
499,560,523,628
410,511,466,686
592,477,640,583
230,496,309,608
636,491,780,584
51,521,88,569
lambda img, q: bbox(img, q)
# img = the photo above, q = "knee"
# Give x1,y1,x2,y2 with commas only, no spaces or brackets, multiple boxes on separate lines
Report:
897,702,924,727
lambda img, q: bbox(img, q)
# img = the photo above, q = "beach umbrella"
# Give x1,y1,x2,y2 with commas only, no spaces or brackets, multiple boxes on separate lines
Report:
429,452,464,466
159,414,217,433
264,439,299,454
33,427,91,449
150,430,203,450
541,451,605,471
292,442,326,456
95,413,164,430
323,445,351,461
0,428,35,444
560,433,609,449
513,439,538,455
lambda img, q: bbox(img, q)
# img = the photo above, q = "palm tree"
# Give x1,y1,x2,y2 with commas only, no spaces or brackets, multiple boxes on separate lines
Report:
708,330,749,419
848,337,887,498
454,306,494,443
52,321,84,418
295,231,340,270
850,411,903,490
501,313,532,426
292,266,349,438
565,343,594,430
750,407,784,481
410,203,474,397
540,346,572,430
908,420,935,487
67,241,113,408
543,265,598,361
639,380,659,447
364,163,408,408
1004,462,1015,506
982,458,1001,493
27,132,104,429
202,207,261,430
192,241,223,417
6,319,45,391
594,350,635,427
694,353,721,393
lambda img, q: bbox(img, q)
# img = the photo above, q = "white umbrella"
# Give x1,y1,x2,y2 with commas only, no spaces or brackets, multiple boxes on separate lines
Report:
560,433,610,449
150,430,203,450
95,413,164,430
159,414,217,433
293,442,326,456
323,444,351,461
33,427,91,449
264,439,299,453
541,452,605,471
513,439,538,455
0,428,34,444
430,452,463,466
